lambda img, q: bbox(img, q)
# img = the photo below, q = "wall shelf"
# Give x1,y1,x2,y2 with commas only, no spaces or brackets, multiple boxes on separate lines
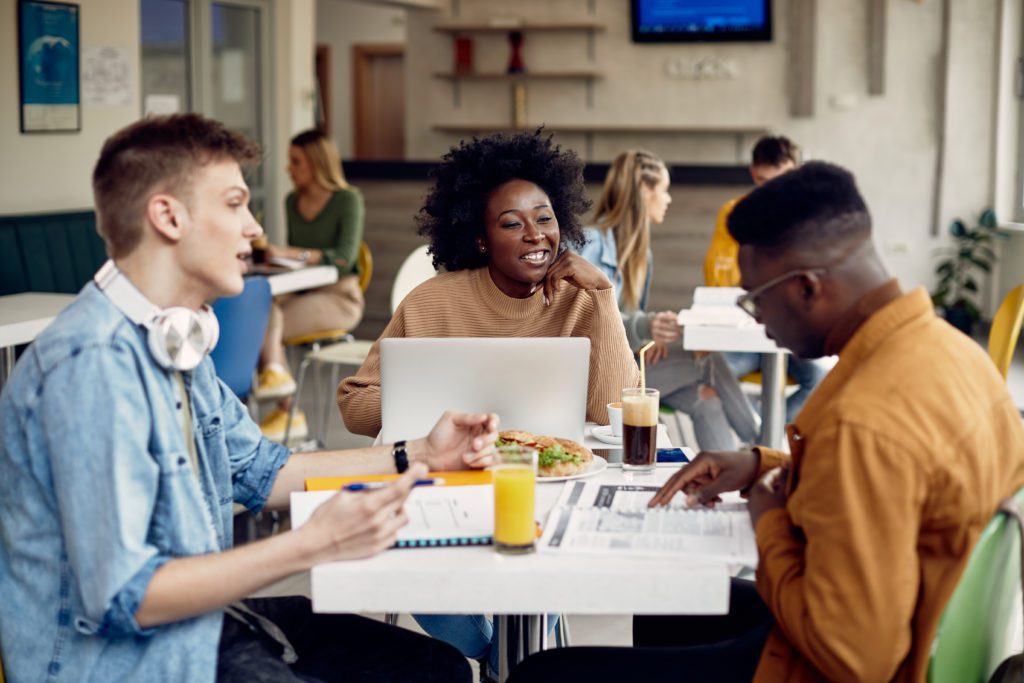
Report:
434,21,606,33
433,71,602,81
432,123,769,135
431,124,769,161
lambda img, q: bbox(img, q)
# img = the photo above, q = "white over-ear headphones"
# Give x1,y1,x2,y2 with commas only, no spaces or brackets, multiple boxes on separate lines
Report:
94,260,219,371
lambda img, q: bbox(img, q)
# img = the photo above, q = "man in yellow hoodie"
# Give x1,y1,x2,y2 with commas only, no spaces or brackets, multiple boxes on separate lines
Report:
508,161,1024,683
706,135,828,423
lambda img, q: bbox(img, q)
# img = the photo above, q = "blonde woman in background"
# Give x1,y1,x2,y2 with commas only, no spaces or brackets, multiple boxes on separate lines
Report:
577,149,760,452
257,129,366,441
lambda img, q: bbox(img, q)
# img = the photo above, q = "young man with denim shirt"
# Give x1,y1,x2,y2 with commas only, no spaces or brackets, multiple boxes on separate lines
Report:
0,114,497,682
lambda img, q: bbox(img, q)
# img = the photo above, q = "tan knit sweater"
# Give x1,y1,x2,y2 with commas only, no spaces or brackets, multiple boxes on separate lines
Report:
338,267,640,437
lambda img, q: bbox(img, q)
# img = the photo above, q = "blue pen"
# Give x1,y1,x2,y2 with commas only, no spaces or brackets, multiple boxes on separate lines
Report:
342,478,446,492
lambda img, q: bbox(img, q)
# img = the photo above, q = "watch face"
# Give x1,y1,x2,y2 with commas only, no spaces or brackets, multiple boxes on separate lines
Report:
393,441,409,473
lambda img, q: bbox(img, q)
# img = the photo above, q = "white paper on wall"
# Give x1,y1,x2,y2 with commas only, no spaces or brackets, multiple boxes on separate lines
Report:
81,46,132,107
144,94,181,116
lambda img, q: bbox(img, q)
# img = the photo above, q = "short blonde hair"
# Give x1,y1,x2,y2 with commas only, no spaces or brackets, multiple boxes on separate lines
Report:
290,129,349,192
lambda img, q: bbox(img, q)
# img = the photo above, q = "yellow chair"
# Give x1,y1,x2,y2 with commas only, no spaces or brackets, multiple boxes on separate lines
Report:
282,242,373,348
988,284,1024,381
285,244,436,446
283,242,373,445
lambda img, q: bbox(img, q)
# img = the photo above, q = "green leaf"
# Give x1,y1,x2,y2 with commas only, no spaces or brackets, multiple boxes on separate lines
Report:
979,208,998,228
964,279,978,292
969,257,991,272
976,246,997,261
950,219,968,238
935,262,954,276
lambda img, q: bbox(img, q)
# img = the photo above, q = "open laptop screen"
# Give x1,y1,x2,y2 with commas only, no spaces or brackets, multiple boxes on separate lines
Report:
380,337,590,444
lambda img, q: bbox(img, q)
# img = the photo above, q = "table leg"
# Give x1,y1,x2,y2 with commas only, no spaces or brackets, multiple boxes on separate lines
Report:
0,345,15,392
759,352,787,448
497,614,547,682
497,615,516,682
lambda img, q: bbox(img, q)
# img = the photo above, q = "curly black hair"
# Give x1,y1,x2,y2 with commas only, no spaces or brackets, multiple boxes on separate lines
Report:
416,130,591,271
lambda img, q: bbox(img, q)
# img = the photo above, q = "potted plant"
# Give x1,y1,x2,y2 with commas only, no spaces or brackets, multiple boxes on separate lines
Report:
931,209,999,335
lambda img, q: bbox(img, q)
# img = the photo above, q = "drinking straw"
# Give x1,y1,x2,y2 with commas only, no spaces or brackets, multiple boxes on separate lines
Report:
638,341,655,391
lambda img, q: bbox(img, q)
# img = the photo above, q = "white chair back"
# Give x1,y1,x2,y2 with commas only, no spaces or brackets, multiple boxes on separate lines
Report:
391,245,437,314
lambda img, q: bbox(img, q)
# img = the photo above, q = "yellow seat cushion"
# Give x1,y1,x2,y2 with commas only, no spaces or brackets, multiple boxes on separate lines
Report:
284,328,351,347
740,371,798,387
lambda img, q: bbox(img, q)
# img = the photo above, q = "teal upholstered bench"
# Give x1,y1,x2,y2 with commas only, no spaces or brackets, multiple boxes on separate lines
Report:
0,211,107,297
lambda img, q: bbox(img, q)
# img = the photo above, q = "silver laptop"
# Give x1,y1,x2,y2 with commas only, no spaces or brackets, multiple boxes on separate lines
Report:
380,337,590,444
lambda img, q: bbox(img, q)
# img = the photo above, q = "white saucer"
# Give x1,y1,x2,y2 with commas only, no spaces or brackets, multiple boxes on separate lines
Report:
591,425,622,445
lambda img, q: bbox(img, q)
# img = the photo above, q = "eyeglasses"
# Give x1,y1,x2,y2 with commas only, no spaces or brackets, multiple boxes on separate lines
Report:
736,268,826,319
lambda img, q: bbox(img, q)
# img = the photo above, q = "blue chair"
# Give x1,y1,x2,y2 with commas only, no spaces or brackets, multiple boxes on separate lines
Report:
211,276,273,541
210,276,272,402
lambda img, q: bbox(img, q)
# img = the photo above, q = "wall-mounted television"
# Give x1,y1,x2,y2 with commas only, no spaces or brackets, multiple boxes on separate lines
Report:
631,0,772,43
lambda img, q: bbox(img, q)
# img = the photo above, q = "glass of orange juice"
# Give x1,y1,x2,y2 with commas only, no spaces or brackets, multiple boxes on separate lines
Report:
493,444,537,554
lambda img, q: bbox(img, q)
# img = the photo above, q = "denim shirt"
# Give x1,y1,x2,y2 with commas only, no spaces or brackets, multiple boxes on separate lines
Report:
0,283,291,682
577,226,654,349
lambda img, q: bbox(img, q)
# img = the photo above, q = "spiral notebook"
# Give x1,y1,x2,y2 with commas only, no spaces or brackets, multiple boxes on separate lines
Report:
290,485,494,548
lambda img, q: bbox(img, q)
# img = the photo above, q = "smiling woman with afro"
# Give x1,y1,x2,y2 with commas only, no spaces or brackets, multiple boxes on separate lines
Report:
338,130,640,671
416,130,592,272
338,126,639,432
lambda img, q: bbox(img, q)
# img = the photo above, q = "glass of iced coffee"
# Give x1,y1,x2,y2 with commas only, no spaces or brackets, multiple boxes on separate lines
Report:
621,387,659,474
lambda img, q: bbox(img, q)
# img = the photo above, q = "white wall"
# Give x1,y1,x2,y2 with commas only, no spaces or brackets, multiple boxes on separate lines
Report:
402,0,1006,303
316,0,406,159
270,0,317,242
0,0,140,214
992,0,1024,311
0,0,315,246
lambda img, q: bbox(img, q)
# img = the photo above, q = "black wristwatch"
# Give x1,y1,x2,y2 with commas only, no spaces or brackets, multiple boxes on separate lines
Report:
393,440,409,473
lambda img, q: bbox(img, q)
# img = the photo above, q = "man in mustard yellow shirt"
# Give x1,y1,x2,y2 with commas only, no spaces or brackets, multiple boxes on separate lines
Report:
508,161,1024,683
706,136,826,421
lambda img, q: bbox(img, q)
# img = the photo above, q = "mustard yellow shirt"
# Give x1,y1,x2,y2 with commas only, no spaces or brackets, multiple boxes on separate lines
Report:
751,287,1024,682
704,196,743,287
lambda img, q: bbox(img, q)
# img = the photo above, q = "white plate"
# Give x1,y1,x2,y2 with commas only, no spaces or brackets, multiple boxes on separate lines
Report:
538,455,608,483
591,425,622,445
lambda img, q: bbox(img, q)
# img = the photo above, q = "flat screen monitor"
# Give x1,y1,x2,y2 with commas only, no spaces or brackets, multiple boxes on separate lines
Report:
631,0,772,43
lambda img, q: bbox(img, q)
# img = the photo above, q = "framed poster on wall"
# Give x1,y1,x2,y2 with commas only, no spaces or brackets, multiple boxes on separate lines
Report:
18,0,81,133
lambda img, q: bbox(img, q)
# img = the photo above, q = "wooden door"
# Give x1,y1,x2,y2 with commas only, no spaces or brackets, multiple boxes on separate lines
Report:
315,44,331,135
353,44,405,160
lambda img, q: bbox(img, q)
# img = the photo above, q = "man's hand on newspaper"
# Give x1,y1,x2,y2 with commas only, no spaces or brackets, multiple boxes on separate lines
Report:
648,449,759,508
747,466,789,526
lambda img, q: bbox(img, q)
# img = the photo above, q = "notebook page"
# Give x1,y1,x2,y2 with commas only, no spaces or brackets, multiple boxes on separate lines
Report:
291,485,494,546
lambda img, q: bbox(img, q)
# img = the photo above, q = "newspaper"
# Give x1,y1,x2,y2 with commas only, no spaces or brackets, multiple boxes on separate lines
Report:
539,481,757,565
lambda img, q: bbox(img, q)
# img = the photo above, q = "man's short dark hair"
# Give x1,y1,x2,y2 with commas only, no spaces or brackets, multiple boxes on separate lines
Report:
92,114,262,258
728,161,871,252
751,135,800,168
416,130,591,272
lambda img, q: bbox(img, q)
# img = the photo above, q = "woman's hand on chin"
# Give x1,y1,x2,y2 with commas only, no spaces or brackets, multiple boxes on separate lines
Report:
541,251,613,305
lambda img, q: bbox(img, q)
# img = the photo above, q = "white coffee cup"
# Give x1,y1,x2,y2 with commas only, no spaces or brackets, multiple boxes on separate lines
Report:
607,401,623,437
